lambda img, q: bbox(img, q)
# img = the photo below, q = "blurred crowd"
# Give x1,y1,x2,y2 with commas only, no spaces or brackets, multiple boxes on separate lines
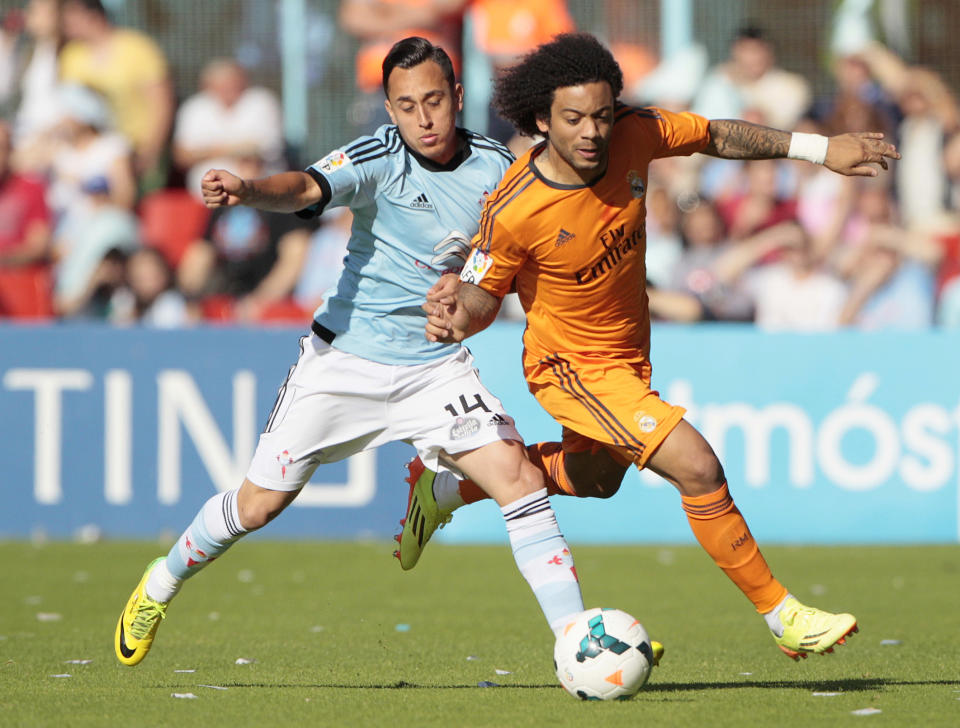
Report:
1,0,959,330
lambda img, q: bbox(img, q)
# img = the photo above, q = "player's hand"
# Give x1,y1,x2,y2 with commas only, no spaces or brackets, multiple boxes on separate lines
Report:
824,132,900,177
201,168,247,208
423,274,464,343
426,272,461,307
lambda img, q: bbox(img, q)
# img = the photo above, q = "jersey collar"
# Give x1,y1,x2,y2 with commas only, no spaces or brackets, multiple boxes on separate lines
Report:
405,129,472,172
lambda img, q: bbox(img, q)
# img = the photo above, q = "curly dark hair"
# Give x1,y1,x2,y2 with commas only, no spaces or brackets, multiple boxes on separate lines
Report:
493,33,624,138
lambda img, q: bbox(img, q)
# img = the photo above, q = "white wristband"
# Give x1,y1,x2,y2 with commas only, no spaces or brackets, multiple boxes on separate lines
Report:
787,132,829,165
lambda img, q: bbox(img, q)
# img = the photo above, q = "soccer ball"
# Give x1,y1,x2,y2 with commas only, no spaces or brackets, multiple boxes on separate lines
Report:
554,607,654,700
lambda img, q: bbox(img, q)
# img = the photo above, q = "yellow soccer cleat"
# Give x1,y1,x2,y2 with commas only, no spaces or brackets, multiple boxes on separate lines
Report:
650,640,664,667
773,597,858,660
393,457,451,570
115,557,169,666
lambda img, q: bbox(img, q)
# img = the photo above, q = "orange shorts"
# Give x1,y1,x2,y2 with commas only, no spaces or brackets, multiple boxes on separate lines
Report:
524,351,685,469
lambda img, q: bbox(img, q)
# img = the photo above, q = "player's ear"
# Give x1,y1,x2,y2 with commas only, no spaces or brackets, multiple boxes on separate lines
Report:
453,82,464,113
384,98,398,125
536,114,550,135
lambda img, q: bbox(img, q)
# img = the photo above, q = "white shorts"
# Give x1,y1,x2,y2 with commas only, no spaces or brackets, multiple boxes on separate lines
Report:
246,334,523,492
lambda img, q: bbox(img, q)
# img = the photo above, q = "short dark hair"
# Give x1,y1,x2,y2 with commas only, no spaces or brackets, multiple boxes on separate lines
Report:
64,0,108,17
492,33,624,138
381,36,456,96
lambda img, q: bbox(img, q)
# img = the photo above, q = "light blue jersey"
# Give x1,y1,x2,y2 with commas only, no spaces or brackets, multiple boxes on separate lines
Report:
298,125,513,365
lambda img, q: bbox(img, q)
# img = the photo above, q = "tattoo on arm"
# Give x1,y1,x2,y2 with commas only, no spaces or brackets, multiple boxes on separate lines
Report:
703,119,791,160
459,282,502,337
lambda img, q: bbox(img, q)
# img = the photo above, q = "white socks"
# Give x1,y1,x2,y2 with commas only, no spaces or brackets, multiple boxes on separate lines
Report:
501,488,584,634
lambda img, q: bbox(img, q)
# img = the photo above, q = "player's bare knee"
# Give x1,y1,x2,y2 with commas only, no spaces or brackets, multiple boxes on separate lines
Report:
237,482,294,530
513,459,547,497
681,451,725,496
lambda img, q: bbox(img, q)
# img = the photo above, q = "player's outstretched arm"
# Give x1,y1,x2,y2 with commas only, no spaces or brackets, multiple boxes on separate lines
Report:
200,169,324,212
424,275,501,343
702,119,900,177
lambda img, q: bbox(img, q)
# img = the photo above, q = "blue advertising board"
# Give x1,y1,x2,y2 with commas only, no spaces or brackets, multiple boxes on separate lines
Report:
0,323,957,544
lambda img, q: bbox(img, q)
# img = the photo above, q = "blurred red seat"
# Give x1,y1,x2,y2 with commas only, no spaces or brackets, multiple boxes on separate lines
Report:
138,188,210,268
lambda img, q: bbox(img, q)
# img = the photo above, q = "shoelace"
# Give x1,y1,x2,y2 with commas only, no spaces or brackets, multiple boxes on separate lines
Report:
782,603,818,627
130,600,167,639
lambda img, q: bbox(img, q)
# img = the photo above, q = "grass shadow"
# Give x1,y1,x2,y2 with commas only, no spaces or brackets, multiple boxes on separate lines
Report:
158,677,960,692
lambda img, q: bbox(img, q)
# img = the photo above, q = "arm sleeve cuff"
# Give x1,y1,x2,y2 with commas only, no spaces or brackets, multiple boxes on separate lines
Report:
294,168,332,219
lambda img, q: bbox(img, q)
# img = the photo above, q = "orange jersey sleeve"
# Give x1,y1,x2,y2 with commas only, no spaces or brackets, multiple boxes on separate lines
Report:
461,105,709,362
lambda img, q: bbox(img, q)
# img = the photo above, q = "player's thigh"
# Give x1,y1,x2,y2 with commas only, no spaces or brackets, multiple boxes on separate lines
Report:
394,347,525,476
531,357,685,470
247,335,394,491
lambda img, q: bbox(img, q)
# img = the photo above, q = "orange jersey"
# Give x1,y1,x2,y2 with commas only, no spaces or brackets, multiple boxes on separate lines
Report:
462,105,709,364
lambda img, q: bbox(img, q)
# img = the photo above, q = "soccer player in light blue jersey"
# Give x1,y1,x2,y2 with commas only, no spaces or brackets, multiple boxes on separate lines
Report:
114,37,585,667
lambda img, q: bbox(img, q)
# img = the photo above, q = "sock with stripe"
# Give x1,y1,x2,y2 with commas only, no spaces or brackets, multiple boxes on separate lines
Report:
432,442,577,514
145,488,249,603
681,482,788,614
501,488,584,634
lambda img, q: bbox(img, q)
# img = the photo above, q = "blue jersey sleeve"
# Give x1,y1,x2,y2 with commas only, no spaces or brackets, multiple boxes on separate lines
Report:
300,126,400,217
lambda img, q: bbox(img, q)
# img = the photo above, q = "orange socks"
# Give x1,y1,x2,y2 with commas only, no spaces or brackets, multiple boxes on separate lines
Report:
681,482,788,613
455,441,576,503
525,442,577,496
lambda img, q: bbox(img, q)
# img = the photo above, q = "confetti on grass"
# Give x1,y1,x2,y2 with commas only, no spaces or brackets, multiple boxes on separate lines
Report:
494,669,512,675
235,658,255,665
477,681,500,688
880,639,902,646
171,693,198,699
395,624,411,632
50,674,71,678
64,659,93,665
851,708,882,716
197,685,228,691
813,692,840,697
36,613,61,622
174,669,196,673
466,655,479,661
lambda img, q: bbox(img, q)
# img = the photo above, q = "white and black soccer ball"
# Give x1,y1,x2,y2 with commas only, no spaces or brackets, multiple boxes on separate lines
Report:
554,607,654,701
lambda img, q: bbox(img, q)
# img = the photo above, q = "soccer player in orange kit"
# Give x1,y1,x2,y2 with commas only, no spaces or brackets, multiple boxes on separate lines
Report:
400,33,900,660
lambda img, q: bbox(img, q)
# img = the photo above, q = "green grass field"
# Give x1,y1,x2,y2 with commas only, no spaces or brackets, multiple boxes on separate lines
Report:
1,540,958,727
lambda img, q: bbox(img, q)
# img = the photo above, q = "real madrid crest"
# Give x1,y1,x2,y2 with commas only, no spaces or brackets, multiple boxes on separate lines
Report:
626,170,645,199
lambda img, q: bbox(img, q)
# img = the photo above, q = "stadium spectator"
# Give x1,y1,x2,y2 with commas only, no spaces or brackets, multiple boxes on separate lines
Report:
0,0,65,174
812,53,899,140
175,153,317,322
110,246,189,327
466,0,576,147
339,0,468,131
738,224,849,331
670,201,801,323
59,0,173,192
643,185,683,289
172,58,285,198
52,174,140,318
834,183,941,329
714,158,798,241
857,42,959,230
45,83,136,224
693,24,811,131
0,119,54,319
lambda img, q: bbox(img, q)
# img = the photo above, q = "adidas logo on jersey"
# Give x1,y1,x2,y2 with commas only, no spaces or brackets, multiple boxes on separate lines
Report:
555,228,576,247
488,414,509,426
410,193,433,210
